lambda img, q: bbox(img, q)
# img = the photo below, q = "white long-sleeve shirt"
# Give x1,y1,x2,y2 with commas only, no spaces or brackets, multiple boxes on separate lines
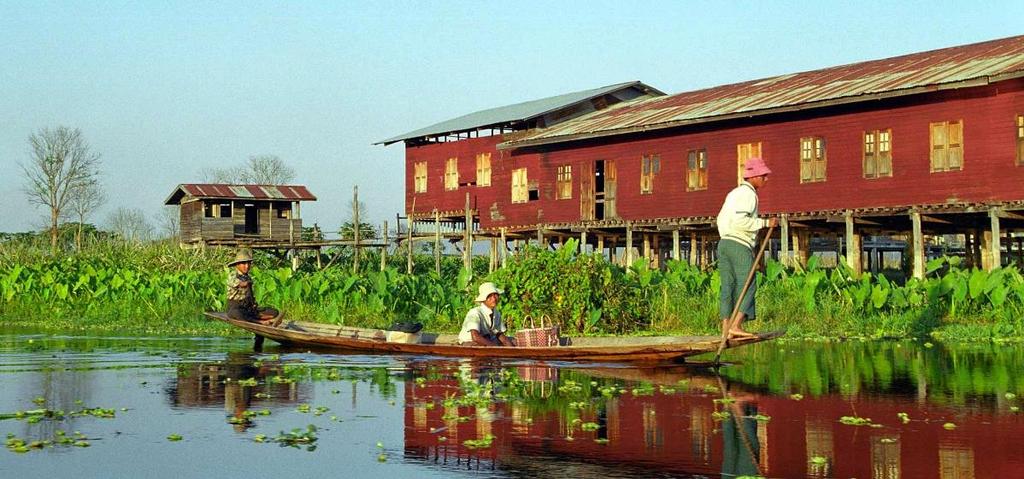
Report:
716,181,766,249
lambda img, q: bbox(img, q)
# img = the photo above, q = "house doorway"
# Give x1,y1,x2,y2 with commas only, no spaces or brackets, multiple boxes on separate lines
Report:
244,204,259,234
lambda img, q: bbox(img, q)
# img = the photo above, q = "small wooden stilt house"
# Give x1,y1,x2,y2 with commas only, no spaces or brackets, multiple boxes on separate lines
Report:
164,184,317,245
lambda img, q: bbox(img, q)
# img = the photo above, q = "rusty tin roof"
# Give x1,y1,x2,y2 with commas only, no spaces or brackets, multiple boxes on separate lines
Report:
500,35,1024,149
164,184,318,205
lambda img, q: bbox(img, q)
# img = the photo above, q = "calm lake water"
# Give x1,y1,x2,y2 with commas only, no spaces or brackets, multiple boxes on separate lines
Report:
1,331,1022,478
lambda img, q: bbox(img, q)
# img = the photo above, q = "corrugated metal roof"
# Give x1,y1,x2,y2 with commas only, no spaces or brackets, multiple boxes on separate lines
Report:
163,184,317,205
500,35,1024,149
375,81,664,145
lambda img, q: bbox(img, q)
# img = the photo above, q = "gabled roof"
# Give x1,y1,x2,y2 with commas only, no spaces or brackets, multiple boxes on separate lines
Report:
500,35,1024,149
164,184,317,205
375,81,664,145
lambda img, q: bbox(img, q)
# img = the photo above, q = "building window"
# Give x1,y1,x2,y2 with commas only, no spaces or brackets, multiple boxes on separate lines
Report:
475,153,491,187
511,168,528,204
930,120,963,172
640,154,660,194
800,137,827,183
444,157,459,190
205,202,232,218
686,149,708,191
556,165,572,199
413,161,428,193
1016,115,1023,165
736,142,762,184
863,129,893,179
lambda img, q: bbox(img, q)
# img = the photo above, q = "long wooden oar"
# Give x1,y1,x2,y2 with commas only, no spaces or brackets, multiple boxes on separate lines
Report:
713,224,775,365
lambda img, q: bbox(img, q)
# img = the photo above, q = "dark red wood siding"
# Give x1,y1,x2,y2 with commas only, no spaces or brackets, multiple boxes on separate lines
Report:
405,79,1024,229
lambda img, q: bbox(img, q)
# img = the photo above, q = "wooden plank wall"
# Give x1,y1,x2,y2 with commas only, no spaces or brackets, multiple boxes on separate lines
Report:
404,79,1024,230
179,201,203,242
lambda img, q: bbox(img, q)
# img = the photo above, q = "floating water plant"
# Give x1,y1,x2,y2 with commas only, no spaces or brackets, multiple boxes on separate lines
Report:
809,456,828,465
839,416,874,426
897,412,910,424
580,422,600,431
943,422,957,430
790,393,804,401
462,434,495,449
167,434,183,441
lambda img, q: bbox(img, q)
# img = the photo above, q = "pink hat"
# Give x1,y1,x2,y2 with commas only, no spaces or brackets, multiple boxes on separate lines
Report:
742,157,772,179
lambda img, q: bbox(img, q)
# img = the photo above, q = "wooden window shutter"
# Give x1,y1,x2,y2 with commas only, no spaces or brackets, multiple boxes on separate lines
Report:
878,130,893,177
863,132,876,178
1017,115,1024,166
476,153,491,187
687,150,697,190
930,122,947,172
814,138,826,181
947,120,963,170
698,150,708,189
800,138,812,183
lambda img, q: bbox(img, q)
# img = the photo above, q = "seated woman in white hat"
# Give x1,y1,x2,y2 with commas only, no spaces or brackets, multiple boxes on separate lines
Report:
459,282,515,346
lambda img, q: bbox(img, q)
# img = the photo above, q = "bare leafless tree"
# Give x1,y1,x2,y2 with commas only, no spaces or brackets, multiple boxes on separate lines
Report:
200,165,247,184
198,155,296,185
21,126,101,251
68,179,106,250
241,154,296,184
106,207,153,243
157,205,180,241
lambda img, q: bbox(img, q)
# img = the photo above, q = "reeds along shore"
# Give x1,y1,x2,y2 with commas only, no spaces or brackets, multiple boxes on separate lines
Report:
1,237,1023,340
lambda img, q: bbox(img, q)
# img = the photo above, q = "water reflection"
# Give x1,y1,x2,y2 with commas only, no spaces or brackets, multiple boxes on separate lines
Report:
1,335,1023,478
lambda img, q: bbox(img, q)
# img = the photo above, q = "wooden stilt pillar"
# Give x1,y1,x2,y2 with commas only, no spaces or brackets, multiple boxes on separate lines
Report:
596,235,605,261
642,234,651,264
434,211,441,274
910,211,925,280
672,229,680,262
1016,236,1023,267
406,213,413,274
700,234,708,270
316,246,322,270
845,211,862,276
986,208,1001,271
609,238,617,264
488,238,496,273
380,221,388,272
291,249,299,271
463,193,472,273
500,228,507,268
689,232,698,267
780,214,790,267
536,226,543,247
580,230,587,254
625,224,634,267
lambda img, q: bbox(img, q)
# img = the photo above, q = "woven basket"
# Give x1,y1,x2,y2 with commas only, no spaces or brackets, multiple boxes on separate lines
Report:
515,315,559,347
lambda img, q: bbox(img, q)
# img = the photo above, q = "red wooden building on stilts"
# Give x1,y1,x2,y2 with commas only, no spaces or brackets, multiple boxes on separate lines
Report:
380,35,1024,277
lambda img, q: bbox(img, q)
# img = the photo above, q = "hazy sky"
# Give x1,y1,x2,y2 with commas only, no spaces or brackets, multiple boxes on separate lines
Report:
2,1,1021,234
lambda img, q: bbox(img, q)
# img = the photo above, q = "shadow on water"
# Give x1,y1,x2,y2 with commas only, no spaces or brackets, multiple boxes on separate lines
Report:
1,332,1023,478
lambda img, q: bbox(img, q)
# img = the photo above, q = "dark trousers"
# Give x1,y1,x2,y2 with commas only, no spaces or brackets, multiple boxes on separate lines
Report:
226,300,279,323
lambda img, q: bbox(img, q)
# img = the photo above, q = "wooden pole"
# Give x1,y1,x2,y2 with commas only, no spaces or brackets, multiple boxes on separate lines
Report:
381,221,388,271
536,226,543,246
780,214,790,267
689,232,698,266
432,211,441,274
500,228,507,268
269,202,274,239
643,234,651,264
845,211,861,276
911,211,925,279
988,207,1002,271
580,230,587,254
672,229,680,262
352,186,360,274
596,235,605,260
625,223,634,267
406,204,414,275
463,193,472,273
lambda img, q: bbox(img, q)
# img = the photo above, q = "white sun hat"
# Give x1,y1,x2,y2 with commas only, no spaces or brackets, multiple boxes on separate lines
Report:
474,282,503,302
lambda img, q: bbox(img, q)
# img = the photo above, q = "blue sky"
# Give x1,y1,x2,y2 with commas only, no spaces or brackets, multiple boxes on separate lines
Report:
1,1,1022,233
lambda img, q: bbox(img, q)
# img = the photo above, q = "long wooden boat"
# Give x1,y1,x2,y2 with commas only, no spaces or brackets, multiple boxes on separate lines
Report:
204,311,783,363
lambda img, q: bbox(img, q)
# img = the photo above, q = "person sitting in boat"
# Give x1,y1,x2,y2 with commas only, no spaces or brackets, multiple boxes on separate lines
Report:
459,282,515,347
225,249,279,324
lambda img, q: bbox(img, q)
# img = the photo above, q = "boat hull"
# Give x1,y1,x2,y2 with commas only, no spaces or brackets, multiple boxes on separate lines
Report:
203,312,782,363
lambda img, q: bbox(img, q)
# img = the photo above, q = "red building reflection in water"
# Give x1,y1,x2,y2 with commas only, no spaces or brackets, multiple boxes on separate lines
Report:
401,365,1024,478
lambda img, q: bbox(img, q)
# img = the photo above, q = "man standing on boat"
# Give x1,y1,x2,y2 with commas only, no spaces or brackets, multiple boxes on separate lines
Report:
716,157,776,339
459,282,515,346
